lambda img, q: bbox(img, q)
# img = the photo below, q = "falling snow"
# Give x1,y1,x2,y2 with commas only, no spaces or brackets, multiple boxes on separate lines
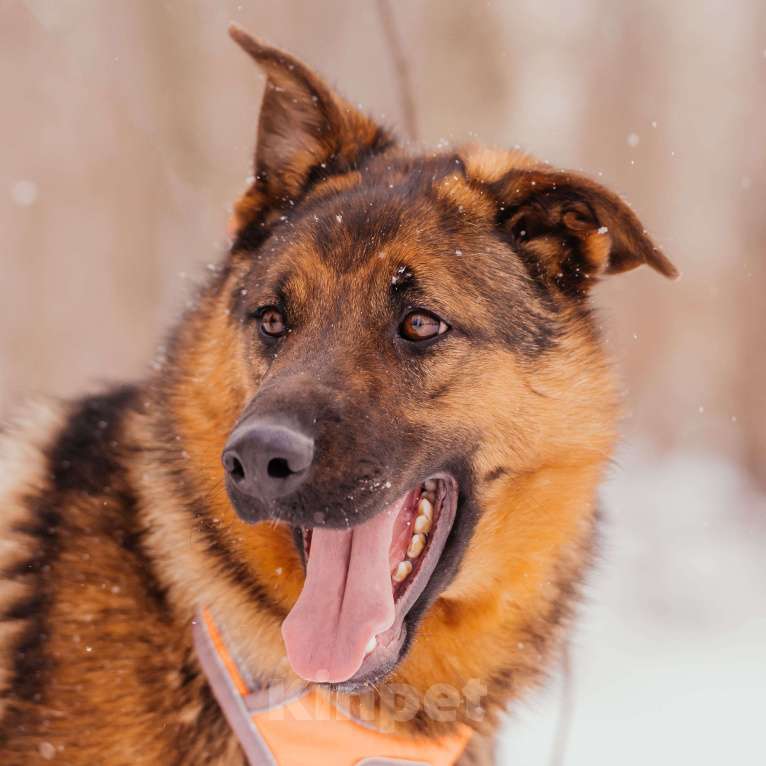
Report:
10,180,38,206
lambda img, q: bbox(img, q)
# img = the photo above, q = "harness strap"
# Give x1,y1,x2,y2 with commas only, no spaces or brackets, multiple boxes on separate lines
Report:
193,609,277,765
192,607,472,766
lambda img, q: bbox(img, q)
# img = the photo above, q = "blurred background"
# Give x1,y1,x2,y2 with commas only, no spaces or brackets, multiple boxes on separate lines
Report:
1,1,764,763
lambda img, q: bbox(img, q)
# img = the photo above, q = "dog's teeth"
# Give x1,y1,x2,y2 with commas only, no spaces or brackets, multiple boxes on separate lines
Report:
423,479,438,492
393,560,413,582
418,497,433,520
364,636,377,656
407,533,426,559
414,513,432,534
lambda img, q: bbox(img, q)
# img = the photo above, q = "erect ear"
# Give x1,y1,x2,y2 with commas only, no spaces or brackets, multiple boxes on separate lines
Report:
490,168,678,295
227,26,394,240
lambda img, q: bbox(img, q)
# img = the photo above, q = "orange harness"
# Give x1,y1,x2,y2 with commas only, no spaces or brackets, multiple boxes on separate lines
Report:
193,607,473,766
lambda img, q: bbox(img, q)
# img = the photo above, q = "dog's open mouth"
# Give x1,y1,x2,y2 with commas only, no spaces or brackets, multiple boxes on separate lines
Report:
281,474,458,685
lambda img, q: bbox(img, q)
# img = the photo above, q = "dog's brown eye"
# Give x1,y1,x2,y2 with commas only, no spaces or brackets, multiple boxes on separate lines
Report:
399,311,449,342
257,307,287,338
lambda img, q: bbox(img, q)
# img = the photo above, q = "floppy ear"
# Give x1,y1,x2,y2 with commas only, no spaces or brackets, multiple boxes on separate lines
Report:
228,26,394,241
490,169,678,295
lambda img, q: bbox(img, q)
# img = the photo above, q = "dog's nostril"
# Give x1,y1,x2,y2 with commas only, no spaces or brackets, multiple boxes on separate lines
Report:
267,457,293,479
228,456,245,482
224,420,314,501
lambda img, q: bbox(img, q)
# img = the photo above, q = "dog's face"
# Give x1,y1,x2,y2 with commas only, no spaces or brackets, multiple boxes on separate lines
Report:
168,27,675,718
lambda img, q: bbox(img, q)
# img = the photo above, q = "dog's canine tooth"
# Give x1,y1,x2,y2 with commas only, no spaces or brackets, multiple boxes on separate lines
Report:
364,636,377,656
393,560,413,582
407,534,426,559
417,496,433,520
414,514,431,534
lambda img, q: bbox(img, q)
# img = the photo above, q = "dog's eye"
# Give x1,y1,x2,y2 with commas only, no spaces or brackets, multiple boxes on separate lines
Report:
399,310,449,342
256,306,287,338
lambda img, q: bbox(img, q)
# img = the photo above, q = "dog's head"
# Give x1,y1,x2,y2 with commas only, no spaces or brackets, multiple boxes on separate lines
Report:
165,27,676,725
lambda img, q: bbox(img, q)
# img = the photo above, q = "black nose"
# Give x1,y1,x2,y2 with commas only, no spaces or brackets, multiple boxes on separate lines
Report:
222,419,315,503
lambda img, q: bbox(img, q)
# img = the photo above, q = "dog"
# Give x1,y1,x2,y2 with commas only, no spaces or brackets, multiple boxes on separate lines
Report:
0,25,676,765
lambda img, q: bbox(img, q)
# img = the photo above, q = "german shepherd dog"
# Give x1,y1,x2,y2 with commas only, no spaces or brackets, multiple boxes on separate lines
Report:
0,27,676,765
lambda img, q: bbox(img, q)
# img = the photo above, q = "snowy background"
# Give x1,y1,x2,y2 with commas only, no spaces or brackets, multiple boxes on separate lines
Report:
1,2,764,764
499,443,766,764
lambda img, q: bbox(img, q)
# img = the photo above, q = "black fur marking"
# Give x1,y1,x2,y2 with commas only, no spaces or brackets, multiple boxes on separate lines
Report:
2,506,59,579
1,594,44,622
491,179,609,299
48,386,137,493
231,217,274,257
484,466,509,483
3,504,61,709
488,252,562,354
231,128,395,259
196,515,287,621
0,386,161,716
303,127,396,191
178,649,200,690
117,513,170,614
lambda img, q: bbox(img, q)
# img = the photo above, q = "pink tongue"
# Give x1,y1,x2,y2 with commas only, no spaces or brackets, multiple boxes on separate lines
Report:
281,498,404,683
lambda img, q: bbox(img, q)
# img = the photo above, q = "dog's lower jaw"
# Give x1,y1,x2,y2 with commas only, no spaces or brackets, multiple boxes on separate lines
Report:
282,475,459,686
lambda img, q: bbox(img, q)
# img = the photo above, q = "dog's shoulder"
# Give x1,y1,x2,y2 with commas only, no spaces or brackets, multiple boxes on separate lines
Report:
0,387,139,721
0,386,243,763
0,397,71,721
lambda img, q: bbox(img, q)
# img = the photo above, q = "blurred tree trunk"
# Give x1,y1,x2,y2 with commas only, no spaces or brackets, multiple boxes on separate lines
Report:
578,2,677,447
735,6,766,489
417,0,511,146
